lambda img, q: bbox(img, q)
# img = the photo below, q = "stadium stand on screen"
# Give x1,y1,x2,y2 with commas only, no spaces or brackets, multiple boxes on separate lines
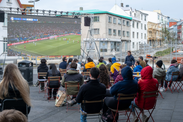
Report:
7,14,81,56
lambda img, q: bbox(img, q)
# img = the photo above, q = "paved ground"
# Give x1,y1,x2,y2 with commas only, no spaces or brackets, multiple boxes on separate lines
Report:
27,71,183,122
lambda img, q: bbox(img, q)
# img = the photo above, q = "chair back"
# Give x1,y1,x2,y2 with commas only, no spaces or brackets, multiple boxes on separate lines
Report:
38,72,47,79
60,70,67,77
1,99,28,117
82,72,90,80
170,71,180,81
65,82,80,95
82,100,104,114
59,68,66,72
117,93,136,101
48,76,60,85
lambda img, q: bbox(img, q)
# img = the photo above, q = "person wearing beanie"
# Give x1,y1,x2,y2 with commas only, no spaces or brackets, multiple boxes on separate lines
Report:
153,60,166,92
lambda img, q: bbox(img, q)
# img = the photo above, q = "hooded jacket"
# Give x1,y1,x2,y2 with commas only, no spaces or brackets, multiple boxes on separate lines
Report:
85,62,95,69
37,63,48,79
133,65,143,72
125,55,135,66
96,62,105,68
61,69,84,95
153,67,166,83
165,63,179,82
135,66,159,110
110,66,138,101
110,62,121,80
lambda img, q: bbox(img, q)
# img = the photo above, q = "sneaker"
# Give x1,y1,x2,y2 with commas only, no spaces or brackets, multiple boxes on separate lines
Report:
163,87,166,91
132,116,138,122
159,87,164,92
142,115,149,122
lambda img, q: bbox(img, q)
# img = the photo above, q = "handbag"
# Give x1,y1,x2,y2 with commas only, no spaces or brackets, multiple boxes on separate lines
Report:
55,90,66,107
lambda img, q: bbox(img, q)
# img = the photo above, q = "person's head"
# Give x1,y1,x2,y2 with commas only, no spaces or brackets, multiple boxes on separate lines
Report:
145,59,149,64
135,61,140,66
50,64,57,75
70,62,77,69
68,58,73,64
156,60,163,68
90,67,99,79
63,57,67,62
100,57,104,60
127,51,131,56
0,64,31,106
41,59,46,64
87,57,93,63
119,64,127,74
171,59,177,64
141,66,153,80
181,58,183,64
99,59,103,63
0,109,27,122
139,56,143,61
99,64,109,87
121,66,133,80
74,58,78,63
108,58,112,63
112,57,116,63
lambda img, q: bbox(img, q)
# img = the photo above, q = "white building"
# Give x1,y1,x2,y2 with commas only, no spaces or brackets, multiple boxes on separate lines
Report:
0,0,23,55
123,6,148,51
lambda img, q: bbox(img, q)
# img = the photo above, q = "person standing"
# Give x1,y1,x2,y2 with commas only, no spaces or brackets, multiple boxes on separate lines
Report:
59,57,67,70
125,51,135,67
139,56,146,68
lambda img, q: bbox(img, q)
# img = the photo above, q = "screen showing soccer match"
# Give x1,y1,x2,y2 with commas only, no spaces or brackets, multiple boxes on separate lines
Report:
7,14,81,56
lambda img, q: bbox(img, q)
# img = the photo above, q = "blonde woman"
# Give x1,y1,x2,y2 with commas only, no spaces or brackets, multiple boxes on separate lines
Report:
0,64,31,112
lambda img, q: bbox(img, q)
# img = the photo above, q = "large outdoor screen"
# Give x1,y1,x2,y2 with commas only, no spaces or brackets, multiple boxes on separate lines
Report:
7,14,81,56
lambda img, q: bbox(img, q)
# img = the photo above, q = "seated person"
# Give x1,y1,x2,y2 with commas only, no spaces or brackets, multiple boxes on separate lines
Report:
0,109,27,122
37,59,48,91
133,61,143,81
106,58,112,71
61,62,84,96
114,64,127,84
0,64,31,114
179,58,183,80
139,56,146,68
98,64,110,89
59,57,67,70
165,59,179,89
71,68,106,122
153,60,166,92
103,66,138,121
83,58,95,72
100,57,107,65
130,66,159,122
66,58,73,70
46,64,61,100
96,59,105,68
110,61,122,81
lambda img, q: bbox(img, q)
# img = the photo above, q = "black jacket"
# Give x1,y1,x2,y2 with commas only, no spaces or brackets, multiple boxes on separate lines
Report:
76,79,106,113
46,70,61,88
37,64,48,79
125,55,135,66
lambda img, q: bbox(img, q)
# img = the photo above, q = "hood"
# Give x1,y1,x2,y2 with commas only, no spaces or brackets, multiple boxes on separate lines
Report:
112,57,116,63
67,69,79,74
170,63,179,68
85,62,95,69
156,68,165,73
141,66,153,79
111,62,121,73
136,65,142,70
121,66,133,80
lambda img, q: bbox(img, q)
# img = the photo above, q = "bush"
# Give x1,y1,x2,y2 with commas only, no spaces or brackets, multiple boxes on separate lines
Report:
154,48,172,57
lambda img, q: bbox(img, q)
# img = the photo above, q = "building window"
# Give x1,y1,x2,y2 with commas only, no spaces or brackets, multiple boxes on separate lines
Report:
133,42,135,48
137,32,139,39
130,12,132,16
133,32,135,38
118,30,121,36
123,20,126,26
144,16,146,21
134,13,136,17
93,16,99,22
132,21,134,28
158,15,160,20
141,23,143,29
144,24,146,30
144,33,146,39
111,42,120,52
113,29,116,36
108,29,112,35
137,22,139,29
118,19,121,25
93,28,99,35
113,18,116,24
100,41,108,52
141,33,143,39
126,21,130,26
123,31,125,37
127,31,130,37
108,16,112,23
141,14,143,20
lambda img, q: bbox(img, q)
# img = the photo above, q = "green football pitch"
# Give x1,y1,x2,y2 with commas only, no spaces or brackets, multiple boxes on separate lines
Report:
10,35,81,56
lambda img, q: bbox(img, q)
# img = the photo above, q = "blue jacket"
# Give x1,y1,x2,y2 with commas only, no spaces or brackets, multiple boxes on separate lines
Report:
133,65,143,72
59,61,67,69
125,55,135,66
165,64,179,81
110,66,138,101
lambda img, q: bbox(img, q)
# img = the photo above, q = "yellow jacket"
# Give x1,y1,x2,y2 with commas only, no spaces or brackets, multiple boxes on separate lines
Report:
85,62,95,69
111,63,121,73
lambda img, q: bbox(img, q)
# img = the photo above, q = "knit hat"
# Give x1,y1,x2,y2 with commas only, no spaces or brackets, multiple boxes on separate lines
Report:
156,60,163,68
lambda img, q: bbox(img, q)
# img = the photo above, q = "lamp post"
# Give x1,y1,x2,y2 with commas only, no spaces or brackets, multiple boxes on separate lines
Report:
28,0,40,10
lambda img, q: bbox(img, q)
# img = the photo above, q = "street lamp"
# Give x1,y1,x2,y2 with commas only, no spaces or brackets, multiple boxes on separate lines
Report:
28,0,40,9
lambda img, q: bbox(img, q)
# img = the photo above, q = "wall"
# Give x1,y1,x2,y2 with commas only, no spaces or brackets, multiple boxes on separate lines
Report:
0,0,20,8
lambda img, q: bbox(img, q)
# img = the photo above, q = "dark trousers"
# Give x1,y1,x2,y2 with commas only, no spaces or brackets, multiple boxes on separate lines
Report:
48,88,58,98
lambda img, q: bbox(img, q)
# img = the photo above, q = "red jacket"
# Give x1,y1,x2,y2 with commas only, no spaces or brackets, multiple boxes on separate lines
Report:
135,66,159,110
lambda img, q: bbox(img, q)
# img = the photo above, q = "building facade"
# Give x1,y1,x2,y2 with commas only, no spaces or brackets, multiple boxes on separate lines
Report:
123,6,148,51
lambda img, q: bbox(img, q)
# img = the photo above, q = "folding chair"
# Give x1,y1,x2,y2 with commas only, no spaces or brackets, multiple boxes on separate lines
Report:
109,93,136,122
165,72,179,93
135,91,159,122
60,70,67,77
45,76,61,101
59,68,67,72
38,72,47,93
1,98,29,117
178,77,183,91
65,82,80,112
154,75,165,99
81,100,104,122
82,72,90,81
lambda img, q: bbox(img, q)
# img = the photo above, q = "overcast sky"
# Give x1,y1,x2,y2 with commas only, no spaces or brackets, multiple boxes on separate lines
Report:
20,0,182,19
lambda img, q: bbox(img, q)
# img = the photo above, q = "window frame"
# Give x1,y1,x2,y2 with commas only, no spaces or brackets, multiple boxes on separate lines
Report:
123,20,126,26
108,28,112,35
93,28,100,35
108,16,112,23
93,16,100,22
113,17,116,24
113,29,117,36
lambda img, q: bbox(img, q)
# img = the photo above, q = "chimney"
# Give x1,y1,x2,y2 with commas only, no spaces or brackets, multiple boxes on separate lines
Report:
80,7,83,11
126,5,129,7
121,3,123,7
